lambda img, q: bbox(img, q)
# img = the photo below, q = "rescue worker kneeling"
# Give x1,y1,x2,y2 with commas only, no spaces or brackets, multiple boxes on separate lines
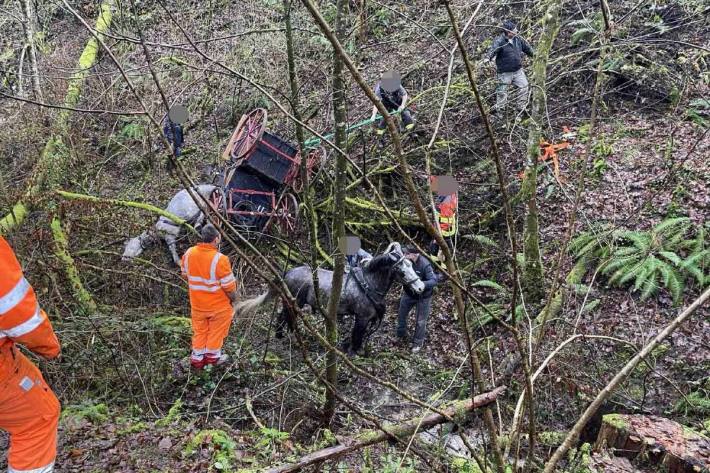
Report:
181,224,238,369
1,236,61,473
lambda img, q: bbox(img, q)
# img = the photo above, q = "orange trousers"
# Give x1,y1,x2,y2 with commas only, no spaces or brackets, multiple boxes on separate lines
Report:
191,306,234,363
0,347,60,472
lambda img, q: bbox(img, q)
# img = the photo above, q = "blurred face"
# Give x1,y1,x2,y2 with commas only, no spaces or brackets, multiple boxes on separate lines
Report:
406,252,418,262
381,71,401,92
505,29,517,39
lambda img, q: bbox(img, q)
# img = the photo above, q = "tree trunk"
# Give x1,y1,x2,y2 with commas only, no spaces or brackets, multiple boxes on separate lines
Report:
322,0,348,423
282,0,327,309
594,414,710,472
266,387,506,473
358,0,367,43
522,0,564,303
19,0,43,100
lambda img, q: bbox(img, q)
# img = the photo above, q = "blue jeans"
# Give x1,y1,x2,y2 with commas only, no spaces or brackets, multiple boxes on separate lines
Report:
396,294,432,347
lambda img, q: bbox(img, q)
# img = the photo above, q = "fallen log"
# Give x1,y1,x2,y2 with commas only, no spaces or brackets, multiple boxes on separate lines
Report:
265,386,505,473
594,414,710,473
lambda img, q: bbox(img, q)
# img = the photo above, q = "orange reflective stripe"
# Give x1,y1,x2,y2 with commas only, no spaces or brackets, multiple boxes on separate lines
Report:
0,304,43,339
183,244,234,313
0,277,31,315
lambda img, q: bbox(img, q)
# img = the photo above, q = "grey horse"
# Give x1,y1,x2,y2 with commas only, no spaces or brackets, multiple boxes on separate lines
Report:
122,184,216,265
237,242,425,354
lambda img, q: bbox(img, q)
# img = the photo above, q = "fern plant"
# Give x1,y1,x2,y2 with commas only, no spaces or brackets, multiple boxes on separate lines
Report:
571,218,708,303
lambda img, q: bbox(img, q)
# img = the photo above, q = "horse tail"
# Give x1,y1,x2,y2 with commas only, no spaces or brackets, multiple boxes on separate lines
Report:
235,288,275,317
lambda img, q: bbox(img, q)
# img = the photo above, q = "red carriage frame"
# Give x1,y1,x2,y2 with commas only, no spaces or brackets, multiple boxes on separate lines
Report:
213,108,324,234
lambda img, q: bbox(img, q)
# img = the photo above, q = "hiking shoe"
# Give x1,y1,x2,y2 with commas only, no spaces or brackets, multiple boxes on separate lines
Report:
204,353,230,366
411,345,422,354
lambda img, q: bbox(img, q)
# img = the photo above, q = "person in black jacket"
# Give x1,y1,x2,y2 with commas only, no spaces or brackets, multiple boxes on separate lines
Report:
396,245,438,352
370,71,415,136
485,19,534,114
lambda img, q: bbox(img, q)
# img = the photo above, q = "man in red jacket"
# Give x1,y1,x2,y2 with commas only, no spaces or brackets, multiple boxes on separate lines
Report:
0,236,61,472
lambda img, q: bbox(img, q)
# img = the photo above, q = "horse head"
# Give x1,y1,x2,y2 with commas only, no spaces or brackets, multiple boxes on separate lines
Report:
122,231,156,262
385,242,425,295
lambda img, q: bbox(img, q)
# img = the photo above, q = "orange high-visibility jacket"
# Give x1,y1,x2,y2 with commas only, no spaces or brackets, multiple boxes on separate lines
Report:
436,193,458,237
181,243,237,313
1,237,61,380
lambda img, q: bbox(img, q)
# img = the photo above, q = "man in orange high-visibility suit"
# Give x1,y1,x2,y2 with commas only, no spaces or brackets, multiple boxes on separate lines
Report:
181,224,238,369
1,236,61,473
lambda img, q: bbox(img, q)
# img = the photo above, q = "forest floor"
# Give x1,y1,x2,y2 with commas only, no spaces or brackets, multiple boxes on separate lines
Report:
3,110,706,473
1,0,708,471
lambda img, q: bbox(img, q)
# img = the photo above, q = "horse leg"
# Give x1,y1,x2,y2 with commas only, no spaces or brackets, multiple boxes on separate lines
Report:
163,232,180,266
275,307,287,339
349,316,369,356
193,212,205,230
276,301,298,339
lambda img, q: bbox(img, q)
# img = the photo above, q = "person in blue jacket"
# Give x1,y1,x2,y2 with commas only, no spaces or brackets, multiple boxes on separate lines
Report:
163,117,184,156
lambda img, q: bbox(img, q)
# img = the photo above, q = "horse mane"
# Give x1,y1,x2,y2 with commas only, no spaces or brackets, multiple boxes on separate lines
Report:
365,254,393,272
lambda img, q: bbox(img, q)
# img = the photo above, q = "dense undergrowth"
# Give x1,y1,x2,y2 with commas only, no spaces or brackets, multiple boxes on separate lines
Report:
1,0,708,471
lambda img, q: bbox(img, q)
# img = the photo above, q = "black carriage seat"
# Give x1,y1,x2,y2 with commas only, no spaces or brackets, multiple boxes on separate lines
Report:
236,131,300,186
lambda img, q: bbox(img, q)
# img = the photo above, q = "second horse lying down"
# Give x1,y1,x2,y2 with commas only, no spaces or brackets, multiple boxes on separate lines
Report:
237,242,424,354
122,185,216,265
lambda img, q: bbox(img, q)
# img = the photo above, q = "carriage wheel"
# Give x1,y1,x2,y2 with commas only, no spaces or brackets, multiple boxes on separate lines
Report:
290,146,326,193
209,187,227,218
229,108,267,161
233,200,264,230
277,193,299,234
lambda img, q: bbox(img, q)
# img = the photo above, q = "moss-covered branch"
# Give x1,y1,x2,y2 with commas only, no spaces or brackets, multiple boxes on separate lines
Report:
56,190,197,233
50,217,97,313
522,0,564,303
266,386,506,473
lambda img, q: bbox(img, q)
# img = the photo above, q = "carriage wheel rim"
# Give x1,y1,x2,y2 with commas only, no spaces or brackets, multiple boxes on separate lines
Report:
232,108,267,160
278,193,299,234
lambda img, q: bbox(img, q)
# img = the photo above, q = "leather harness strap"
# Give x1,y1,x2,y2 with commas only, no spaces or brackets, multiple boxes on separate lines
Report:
350,267,385,315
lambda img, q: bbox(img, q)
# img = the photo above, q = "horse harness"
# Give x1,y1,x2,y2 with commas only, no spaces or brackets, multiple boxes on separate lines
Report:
348,267,386,317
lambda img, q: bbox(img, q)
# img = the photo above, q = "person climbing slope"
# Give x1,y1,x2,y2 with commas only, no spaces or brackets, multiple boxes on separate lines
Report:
0,236,61,473
485,19,534,115
181,224,238,369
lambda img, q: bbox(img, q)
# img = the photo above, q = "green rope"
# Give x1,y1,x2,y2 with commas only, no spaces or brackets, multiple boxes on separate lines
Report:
303,110,403,149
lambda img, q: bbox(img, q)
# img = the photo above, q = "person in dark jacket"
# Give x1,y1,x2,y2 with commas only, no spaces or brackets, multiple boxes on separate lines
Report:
371,70,415,136
396,245,438,352
163,118,184,157
486,19,534,114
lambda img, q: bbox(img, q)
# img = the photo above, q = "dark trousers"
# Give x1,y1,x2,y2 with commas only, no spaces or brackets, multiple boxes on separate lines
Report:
396,294,432,347
377,109,414,130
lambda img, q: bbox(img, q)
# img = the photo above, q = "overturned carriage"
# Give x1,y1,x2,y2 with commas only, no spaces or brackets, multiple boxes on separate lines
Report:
211,109,323,235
